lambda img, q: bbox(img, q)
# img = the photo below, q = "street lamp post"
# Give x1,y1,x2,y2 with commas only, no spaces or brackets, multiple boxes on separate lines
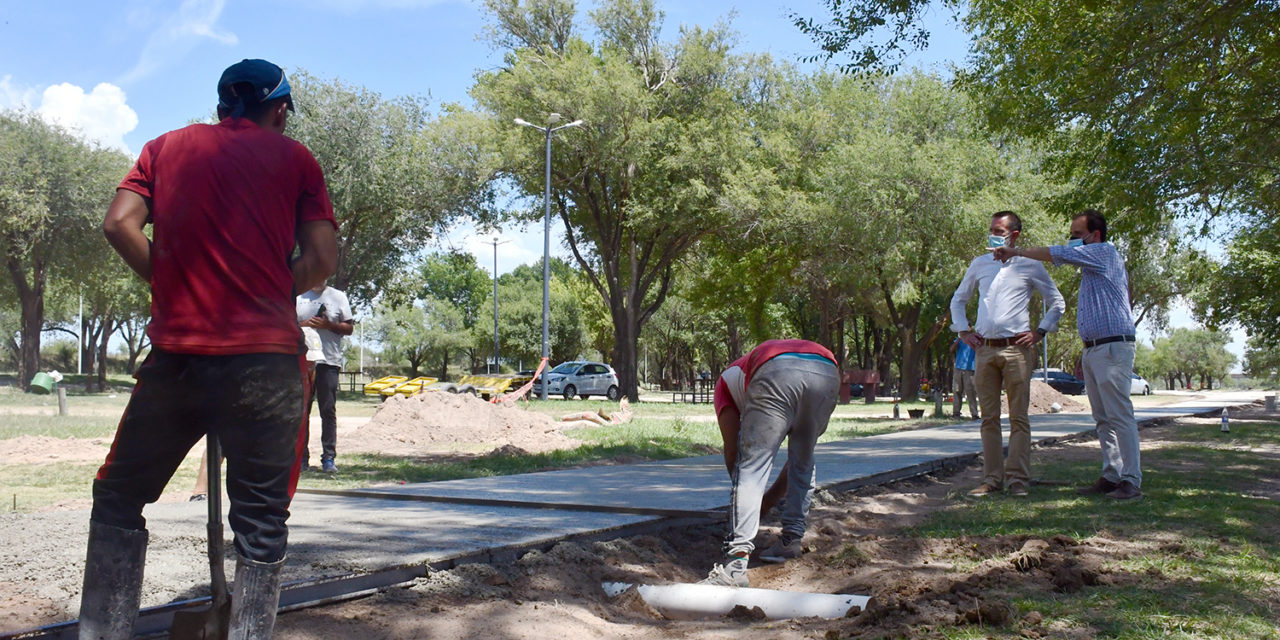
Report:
490,237,507,374
514,113,583,399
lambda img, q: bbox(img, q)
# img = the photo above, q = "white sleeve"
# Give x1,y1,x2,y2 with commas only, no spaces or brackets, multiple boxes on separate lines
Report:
949,261,978,333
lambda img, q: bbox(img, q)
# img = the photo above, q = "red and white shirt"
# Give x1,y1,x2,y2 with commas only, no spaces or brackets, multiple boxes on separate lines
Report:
714,339,837,416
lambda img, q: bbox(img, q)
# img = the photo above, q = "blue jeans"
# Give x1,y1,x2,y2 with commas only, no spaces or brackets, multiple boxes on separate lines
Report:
727,356,839,557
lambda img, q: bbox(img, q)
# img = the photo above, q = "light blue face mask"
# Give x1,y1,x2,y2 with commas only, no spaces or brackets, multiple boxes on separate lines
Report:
1067,237,1085,248
988,234,1007,249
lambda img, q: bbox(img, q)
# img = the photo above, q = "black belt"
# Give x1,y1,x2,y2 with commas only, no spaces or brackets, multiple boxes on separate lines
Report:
1083,335,1135,349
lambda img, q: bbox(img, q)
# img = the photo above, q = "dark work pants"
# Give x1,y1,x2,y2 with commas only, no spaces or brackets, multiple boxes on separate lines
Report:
91,349,306,562
305,363,339,462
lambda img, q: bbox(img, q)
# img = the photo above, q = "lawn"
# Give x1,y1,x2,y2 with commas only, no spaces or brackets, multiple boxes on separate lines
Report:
913,413,1280,639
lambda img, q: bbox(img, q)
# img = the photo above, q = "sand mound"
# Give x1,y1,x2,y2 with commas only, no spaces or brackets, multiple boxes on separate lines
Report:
347,391,579,455
0,436,110,465
1000,380,1087,415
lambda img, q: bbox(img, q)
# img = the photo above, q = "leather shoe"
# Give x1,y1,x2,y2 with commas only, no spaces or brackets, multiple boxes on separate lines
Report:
1008,484,1029,497
1077,477,1119,495
1105,481,1142,501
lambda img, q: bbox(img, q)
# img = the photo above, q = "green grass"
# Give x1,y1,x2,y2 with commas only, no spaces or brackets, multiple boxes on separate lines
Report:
0,415,119,439
916,416,1280,639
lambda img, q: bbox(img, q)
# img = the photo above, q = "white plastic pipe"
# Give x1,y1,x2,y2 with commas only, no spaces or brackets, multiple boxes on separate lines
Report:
602,582,872,620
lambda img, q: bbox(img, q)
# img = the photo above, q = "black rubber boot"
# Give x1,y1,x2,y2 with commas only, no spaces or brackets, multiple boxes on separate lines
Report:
78,521,147,640
228,554,285,640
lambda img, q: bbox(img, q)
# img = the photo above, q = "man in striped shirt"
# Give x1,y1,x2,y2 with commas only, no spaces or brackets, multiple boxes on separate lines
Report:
994,209,1143,500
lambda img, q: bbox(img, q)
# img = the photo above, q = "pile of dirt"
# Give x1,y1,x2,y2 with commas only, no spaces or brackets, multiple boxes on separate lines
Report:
1000,379,1087,415
347,392,579,455
0,436,110,465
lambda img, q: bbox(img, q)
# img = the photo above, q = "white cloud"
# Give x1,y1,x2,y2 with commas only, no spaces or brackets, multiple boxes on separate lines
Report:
37,83,139,154
0,75,39,110
120,0,237,84
1,77,139,154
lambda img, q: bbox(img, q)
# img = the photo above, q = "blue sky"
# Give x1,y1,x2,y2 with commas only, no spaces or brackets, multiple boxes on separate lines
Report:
0,0,1243,366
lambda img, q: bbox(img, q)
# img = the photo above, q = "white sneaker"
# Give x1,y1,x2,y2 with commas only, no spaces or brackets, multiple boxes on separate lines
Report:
699,556,749,587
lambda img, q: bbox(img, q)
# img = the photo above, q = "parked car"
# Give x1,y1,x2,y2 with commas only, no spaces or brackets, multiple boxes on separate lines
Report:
1031,369,1086,395
1130,373,1152,395
532,361,621,400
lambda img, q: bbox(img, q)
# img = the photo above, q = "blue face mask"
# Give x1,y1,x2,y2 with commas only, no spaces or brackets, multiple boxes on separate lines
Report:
1067,237,1085,248
988,234,1007,249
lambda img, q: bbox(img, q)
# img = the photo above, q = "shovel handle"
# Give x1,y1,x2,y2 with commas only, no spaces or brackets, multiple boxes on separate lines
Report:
205,432,229,601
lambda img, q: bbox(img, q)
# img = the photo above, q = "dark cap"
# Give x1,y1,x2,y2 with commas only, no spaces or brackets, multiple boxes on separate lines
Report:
217,59,294,116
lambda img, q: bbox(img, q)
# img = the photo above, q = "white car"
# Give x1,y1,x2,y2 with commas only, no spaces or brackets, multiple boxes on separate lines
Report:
1130,373,1151,395
532,361,621,400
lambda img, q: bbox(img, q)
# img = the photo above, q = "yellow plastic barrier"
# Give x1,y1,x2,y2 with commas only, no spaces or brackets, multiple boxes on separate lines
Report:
387,376,438,397
362,375,407,397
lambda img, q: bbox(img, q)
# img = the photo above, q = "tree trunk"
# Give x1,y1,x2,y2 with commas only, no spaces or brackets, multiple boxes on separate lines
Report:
96,317,113,392
6,255,45,391
609,300,641,401
438,349,449,381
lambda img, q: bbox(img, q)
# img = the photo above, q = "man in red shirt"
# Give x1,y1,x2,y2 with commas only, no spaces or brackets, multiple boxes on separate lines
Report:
701,339,840,587
81,59,336,639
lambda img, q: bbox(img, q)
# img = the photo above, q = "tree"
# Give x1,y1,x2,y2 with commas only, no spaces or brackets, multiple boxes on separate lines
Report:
1243,337,1280,385
1192,220,1280,346
493,261,586,367
285,74,500,306
794,1,1280,344
370,298,469,379
768,73,1062,398
0,111,130,389
473,0,750,400
795,1,1279,218
1151,327,1236,390
413,251,494,371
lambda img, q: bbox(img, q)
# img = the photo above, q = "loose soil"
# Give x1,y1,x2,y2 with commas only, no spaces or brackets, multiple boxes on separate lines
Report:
347,391,579,455
1,402,1269,639
1000,379,1087,415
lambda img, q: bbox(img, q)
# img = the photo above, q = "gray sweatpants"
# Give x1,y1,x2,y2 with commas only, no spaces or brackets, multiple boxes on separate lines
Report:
727,356,839,557
1081,340,1142,487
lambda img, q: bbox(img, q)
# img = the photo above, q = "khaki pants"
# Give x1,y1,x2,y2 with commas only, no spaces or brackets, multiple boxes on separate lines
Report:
1082,341,1141,487
952,369,977,418
974,344,1033,491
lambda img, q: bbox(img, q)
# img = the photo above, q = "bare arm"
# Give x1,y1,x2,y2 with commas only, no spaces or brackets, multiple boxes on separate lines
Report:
292,220,338,292
301,316,354,336
102,190,153,281
718,404,789,514
717,405,741,474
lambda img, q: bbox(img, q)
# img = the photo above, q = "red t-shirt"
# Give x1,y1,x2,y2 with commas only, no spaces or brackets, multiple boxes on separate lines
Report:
119,118,336,355
713,339,837,416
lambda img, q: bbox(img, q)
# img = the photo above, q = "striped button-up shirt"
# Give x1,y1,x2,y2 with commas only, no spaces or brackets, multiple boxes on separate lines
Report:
1049,242,1136,341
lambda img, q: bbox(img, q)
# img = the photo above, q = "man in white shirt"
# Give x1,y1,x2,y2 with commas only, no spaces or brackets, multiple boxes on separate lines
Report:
950,211,1066,497
296,283,354,473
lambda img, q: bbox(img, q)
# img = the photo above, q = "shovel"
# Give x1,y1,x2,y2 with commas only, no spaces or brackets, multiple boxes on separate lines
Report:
170,432,231,639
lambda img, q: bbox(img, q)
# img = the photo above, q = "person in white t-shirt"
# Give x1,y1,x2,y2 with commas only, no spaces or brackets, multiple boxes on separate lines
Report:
296,283,353,473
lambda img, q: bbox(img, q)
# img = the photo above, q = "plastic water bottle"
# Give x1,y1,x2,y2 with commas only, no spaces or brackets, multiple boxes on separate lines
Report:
1221,407,1230,433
